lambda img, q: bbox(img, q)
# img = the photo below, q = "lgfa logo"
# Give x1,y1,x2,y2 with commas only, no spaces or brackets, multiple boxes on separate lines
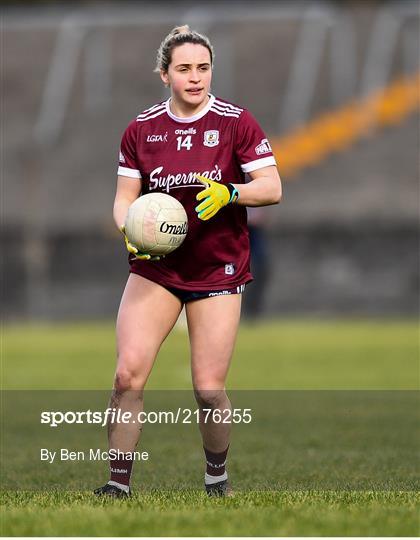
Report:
203,130,219,147
147,132,168,143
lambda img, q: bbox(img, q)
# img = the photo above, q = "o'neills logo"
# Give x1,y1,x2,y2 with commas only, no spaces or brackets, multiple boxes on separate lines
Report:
175,127,196,135
159,222,188,235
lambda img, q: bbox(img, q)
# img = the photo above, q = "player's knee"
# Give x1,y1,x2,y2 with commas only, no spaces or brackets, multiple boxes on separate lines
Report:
114,354,147,391
114,369,132,391
114,368,146,391
194,387,226,410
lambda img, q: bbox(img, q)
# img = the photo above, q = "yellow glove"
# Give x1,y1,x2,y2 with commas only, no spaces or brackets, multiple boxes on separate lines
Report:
195,174,239,221
120,225,162,261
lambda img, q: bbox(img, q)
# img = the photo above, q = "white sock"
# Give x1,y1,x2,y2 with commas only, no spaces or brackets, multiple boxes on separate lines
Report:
108,480,130,493
205,471,228,485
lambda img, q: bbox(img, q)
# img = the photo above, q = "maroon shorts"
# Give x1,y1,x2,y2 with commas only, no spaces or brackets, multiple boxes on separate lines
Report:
166,283,247,303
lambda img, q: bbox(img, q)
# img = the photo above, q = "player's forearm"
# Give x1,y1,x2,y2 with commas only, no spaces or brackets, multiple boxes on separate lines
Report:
231,175,282,207
113,199,133,229
114,176,142,230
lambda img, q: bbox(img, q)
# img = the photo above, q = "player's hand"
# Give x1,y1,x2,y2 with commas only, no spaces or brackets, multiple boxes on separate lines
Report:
120,225,162,261
195,174,239,221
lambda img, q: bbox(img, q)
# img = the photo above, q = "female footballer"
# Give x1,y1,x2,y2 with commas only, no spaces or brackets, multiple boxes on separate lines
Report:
95,25,281,498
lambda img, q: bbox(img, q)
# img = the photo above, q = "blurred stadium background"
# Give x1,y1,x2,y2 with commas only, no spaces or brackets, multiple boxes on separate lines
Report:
2,0,419,320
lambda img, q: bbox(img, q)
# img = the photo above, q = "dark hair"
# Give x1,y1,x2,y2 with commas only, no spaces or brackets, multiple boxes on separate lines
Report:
155,25,214,72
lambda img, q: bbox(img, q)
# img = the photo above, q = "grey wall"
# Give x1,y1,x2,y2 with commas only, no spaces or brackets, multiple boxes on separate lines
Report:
3,1,419,319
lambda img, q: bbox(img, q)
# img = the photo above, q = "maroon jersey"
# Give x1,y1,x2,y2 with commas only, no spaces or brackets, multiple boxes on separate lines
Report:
117,94,277,290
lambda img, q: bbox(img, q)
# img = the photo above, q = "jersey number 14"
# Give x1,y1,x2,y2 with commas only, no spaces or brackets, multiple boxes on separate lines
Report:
176,135,193,151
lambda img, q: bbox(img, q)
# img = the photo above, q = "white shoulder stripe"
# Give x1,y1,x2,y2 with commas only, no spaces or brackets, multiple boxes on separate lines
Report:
137,105,165,119
211,102,237,113
213,99,243,113
137,103,165,117
211,103,242,116
214,99,243,111
214,105,243,114
210,108,240,118
210,109,240,118
137,109,166,122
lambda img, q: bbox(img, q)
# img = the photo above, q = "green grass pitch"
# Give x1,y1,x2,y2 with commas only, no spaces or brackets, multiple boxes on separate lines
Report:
1,319,419,536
